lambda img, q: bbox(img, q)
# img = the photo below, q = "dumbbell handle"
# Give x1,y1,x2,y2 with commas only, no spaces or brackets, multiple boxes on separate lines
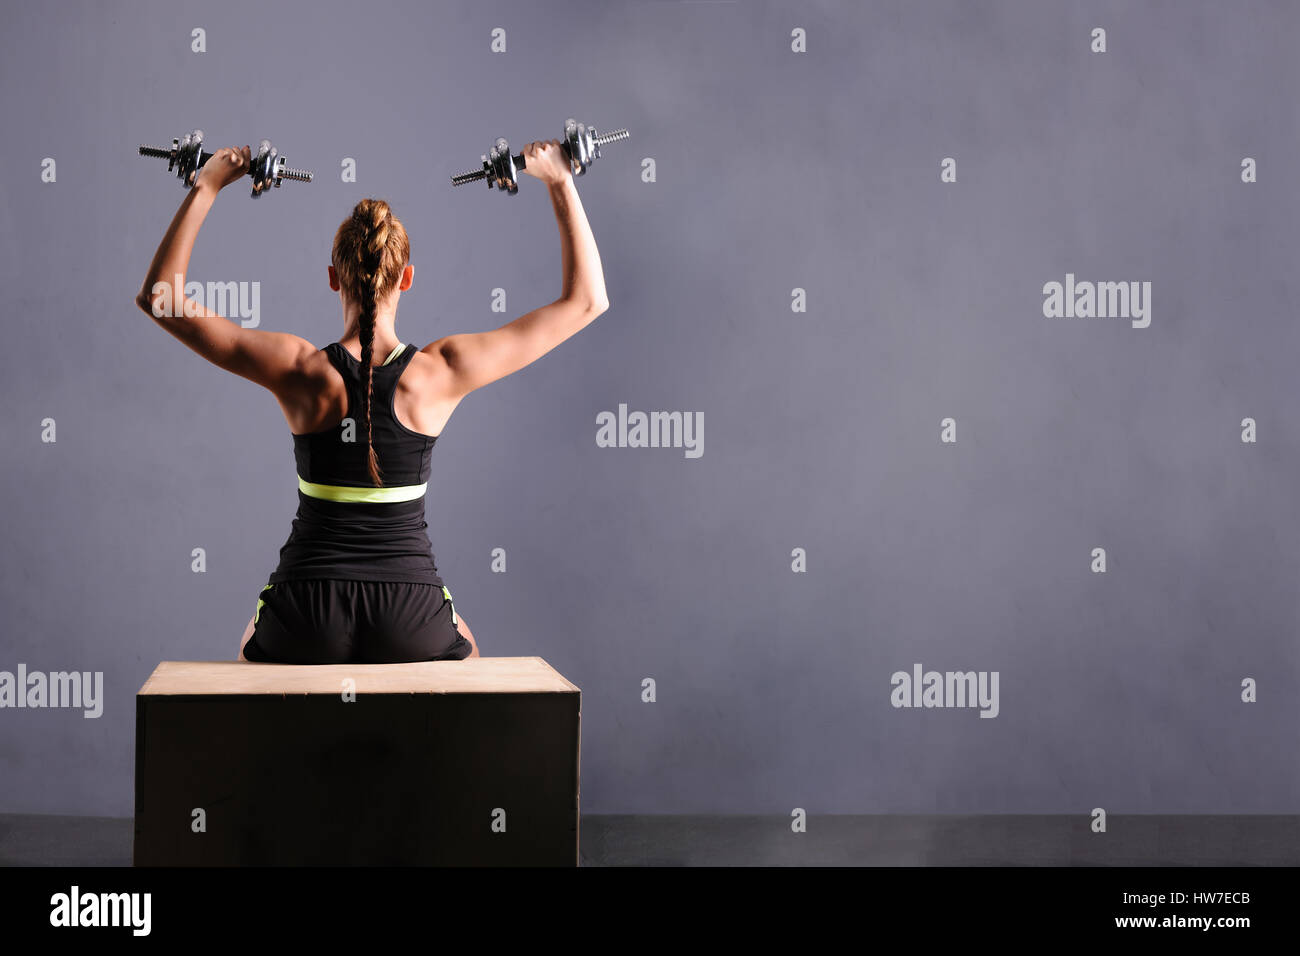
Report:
137,144,314,183
450,128,630,187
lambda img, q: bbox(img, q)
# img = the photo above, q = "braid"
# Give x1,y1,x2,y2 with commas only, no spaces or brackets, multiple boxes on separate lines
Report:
357,207,392,486
332,199,410,488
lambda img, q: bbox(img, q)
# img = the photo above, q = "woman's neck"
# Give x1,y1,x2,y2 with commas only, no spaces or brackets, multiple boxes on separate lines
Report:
340,308,401,358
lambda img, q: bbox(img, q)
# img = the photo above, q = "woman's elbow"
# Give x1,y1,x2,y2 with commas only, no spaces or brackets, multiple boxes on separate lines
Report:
136,283,179,317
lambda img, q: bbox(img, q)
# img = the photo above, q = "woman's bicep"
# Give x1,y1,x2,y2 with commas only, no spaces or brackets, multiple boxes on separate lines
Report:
427,298,606,397
142,296,316,391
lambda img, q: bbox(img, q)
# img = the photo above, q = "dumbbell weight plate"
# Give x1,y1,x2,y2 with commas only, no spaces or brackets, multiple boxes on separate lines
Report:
250,139,277,196
490,137,519,194
566,118,601,176
564,119,585,176
176,129,204,186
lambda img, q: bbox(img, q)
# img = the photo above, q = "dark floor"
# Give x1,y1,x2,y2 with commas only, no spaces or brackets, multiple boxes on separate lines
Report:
2,813,1298,866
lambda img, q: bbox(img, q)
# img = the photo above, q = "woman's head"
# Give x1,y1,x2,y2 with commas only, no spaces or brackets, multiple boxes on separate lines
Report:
330,199,410,486
330,198,410,309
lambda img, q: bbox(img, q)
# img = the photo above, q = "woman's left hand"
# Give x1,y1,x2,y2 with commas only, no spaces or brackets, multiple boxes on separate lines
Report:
196,145,251,193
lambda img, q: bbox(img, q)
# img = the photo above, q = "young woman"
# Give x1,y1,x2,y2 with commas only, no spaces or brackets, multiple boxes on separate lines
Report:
135,139,609,664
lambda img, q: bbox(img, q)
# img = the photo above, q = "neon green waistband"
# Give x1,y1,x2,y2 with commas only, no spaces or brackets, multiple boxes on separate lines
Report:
298,475,427,503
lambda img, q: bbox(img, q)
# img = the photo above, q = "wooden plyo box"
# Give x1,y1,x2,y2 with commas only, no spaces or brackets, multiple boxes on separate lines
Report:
134,657,580,866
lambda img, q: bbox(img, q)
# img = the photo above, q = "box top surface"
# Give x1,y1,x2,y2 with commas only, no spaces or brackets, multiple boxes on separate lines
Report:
139,657,579,696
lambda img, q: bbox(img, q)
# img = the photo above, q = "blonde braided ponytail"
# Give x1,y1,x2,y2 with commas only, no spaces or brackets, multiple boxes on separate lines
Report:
331,199,411,486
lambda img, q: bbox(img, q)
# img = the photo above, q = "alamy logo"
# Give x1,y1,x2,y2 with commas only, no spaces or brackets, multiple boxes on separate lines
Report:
49,886,150,936
596,403,703,458
0,665,103,718
1042,273,1150,328
890,663,999,718
149,273,261,328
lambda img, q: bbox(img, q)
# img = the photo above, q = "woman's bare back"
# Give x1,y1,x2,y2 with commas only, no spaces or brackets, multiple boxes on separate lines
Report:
281,342,463,438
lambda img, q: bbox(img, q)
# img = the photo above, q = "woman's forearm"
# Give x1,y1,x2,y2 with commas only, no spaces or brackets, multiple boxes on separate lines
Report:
548,178,608,308
136,182,219,315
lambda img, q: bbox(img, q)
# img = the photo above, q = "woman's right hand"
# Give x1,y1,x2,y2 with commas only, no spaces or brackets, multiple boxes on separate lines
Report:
519,139,572,186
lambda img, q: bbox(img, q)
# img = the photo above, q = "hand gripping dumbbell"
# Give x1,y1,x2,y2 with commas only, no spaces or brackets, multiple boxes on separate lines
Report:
138,129,314,197
451,117,630,195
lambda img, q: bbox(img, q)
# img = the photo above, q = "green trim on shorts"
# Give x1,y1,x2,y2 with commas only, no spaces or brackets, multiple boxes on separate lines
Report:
442,584,457,626
254,583,273,625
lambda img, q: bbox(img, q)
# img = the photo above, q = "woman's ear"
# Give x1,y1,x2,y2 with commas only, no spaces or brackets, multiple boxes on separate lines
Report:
328,265,340,292
399,263,414,292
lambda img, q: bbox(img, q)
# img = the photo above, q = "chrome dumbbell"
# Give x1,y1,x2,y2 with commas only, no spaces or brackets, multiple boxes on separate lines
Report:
138,129,314,197
451,117,630,195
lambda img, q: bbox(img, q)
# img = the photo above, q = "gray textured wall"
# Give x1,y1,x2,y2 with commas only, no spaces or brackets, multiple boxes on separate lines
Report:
1,0,1297,817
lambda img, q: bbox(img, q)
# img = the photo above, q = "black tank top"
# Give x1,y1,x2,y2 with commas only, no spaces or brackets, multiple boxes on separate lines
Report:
267,342,445,586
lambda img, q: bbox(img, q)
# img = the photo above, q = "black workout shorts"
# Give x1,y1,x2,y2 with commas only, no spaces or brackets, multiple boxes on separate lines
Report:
243,579,472,664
